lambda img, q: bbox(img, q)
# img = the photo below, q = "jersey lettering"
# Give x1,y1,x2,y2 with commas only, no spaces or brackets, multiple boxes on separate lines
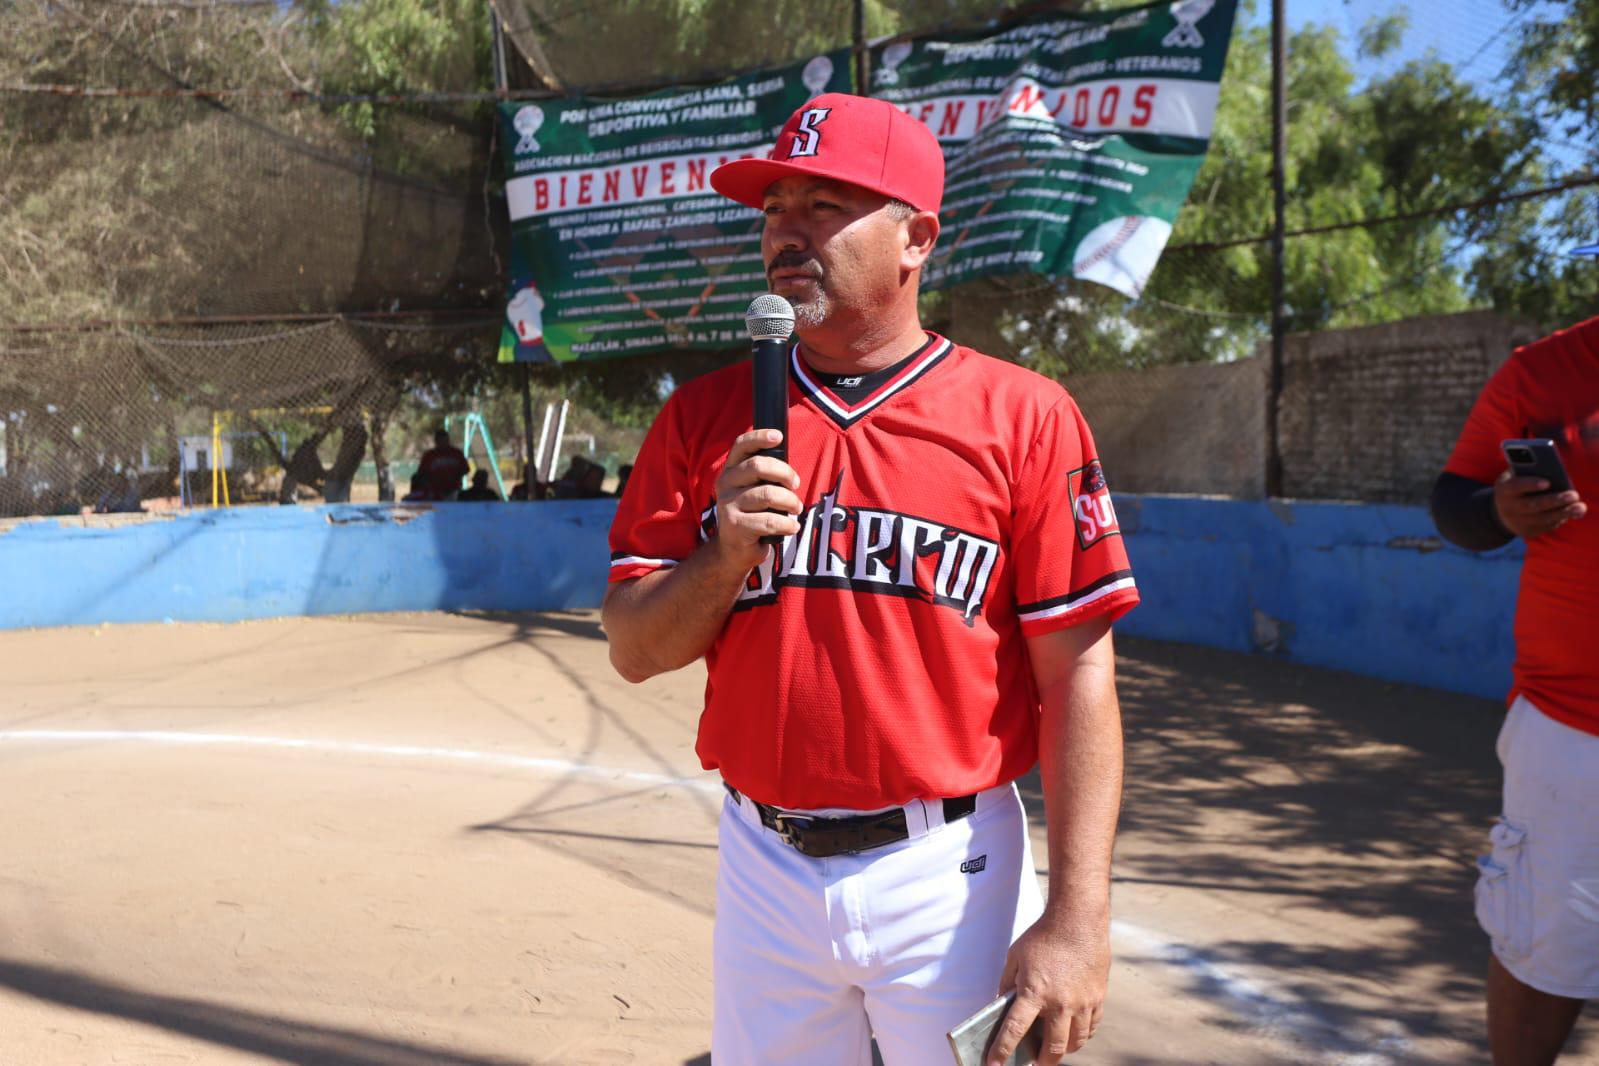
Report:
710,472,999,624
787,107,831,158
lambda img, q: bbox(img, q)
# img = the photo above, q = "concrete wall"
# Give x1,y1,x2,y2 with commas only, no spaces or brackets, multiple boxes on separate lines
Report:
0,495,1522,702
1069,356,1265,498
1114,495,1522,701
0,500,617,629
1277,310,1537,503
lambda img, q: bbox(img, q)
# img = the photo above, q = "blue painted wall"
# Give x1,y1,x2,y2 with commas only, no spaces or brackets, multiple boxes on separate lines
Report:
0,500,618,629
1114,496,1523,701
0,495,1522,701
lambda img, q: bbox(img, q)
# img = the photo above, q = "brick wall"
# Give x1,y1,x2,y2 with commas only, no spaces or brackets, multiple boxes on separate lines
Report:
1277,311,1538,502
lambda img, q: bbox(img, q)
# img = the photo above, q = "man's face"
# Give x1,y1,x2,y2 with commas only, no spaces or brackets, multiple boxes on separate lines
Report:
761,177,907,329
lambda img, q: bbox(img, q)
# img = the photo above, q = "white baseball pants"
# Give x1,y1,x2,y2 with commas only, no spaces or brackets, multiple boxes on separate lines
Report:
712,783,1044,1065
1477,695,1599,1000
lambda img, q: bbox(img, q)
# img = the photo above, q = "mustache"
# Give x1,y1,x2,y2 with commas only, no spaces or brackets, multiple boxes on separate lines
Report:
766,251,822,278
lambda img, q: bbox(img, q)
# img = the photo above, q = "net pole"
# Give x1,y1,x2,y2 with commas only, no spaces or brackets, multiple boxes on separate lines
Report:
210,414,219,507
492,0,538,491
853,0,870,91
1266,0,1287,498
489,0,509,100
520,365,535,489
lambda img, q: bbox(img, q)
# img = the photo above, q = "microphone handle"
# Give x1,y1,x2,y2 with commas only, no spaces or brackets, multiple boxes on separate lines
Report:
751,336,789,546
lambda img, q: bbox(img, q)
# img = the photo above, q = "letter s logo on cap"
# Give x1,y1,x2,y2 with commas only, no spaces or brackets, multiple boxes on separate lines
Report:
787,108,831,158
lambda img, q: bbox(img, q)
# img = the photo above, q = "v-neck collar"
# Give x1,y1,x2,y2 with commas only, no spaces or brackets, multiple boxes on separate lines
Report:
791,333,954,430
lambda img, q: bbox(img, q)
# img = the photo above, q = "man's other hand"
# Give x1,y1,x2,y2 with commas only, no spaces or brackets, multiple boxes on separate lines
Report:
987,910,1109,1064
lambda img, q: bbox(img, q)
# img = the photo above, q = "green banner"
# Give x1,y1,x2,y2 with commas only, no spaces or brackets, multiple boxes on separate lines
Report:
871,0,1238,297
498,52,853,363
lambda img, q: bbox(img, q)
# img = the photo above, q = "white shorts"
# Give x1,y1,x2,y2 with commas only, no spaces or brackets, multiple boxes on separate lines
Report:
712,783,1044,1066
1477,695,1599,1000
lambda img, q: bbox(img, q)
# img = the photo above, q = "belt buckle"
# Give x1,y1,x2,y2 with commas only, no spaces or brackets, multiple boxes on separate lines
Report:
771,812,815,850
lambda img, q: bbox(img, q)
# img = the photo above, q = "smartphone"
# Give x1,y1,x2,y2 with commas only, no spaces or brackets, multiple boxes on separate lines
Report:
1502,438,1572,495
947,992,1043,1066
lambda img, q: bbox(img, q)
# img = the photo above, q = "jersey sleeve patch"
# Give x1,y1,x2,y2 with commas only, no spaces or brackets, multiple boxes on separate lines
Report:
1068,460,1122,550
1009,394,1138,633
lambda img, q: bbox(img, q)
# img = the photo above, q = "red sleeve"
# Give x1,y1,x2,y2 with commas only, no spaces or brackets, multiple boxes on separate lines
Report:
1444,357,1523,484
1011,395,1139,636
608,391,705,582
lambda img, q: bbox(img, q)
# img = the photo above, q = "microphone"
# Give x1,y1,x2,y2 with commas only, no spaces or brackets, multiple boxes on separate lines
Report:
746,294,795,545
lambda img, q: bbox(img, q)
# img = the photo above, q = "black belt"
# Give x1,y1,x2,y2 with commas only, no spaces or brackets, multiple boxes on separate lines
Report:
726,785,979,858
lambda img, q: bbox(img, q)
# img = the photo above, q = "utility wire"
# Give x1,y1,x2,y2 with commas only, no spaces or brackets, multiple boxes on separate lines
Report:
1167,172,1598,254
1,309,501,336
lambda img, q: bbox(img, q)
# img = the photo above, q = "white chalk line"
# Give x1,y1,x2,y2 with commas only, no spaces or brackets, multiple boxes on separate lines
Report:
1112,919,1414,1064
2,728,1413,1062
0,728,723,794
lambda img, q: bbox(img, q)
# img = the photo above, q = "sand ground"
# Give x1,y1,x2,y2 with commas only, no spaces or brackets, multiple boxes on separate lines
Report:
0,611,1592,1065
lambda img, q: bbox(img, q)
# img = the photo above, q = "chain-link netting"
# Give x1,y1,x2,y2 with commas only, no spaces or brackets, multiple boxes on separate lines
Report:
4,0,1595,517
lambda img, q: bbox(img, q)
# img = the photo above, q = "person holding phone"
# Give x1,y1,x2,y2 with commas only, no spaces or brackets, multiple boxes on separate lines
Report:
1430,244,1599,1065
604,95,1138,1066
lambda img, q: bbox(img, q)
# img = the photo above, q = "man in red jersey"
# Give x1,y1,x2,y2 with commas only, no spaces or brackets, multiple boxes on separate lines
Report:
603,93,1138,1066
417,427,471,500
1431,244,1599,1066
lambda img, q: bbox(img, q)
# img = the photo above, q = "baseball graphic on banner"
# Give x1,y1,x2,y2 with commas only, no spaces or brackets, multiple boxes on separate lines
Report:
802,56,834,99
1072,216,1174,298
512,105,545,154
874,41,913,86
506,284,545,345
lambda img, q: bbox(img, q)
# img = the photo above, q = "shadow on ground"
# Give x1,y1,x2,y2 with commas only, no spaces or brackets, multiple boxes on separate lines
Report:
466,613,1595,1062
0,957,521,1065
1015,635,1523,1058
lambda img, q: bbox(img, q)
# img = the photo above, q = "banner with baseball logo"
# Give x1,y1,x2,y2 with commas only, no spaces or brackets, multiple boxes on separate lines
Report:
870,0,1238,298
497,52,853,363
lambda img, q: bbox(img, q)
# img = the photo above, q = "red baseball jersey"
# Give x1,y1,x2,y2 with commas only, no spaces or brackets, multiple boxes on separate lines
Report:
1445,315,1599,737
610,334,1139,809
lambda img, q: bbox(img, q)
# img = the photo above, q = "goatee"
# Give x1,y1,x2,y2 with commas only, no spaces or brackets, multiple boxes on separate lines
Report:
792,292,832,329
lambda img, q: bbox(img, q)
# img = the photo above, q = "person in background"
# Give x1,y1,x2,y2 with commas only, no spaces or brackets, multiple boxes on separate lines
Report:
613,463,633,498
401,472,432,503
458,469,501,502
552,455,606,499
1430,241,1598,1066
579,461,606,498
417,428,470,500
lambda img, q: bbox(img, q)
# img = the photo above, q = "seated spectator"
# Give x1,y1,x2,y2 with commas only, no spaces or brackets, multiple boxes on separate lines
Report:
457,469,501,502
579,461,606,498
417,428,470,500
94,471,143,515
401,472,432,502
551,456,609,499
613,463,633,498
550,456,591,499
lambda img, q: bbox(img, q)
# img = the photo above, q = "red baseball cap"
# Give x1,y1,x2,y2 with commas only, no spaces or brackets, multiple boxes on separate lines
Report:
711,93,945,215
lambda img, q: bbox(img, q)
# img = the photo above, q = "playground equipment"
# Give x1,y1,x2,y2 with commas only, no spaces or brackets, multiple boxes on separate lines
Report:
177,413,290,508
444,411,509,498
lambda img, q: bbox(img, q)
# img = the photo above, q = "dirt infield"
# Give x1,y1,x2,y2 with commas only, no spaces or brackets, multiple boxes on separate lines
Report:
1,611,1592,1065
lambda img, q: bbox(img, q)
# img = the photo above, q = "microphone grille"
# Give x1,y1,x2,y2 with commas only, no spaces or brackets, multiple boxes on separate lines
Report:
745,294,796,341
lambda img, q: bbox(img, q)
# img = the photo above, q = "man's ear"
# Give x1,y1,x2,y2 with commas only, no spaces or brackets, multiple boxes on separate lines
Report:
901,210,940,271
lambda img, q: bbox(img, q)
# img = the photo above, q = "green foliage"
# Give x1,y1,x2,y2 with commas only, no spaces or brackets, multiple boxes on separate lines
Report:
1508,0,1599,149
5,0,1594,500
1357,10,1408,61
